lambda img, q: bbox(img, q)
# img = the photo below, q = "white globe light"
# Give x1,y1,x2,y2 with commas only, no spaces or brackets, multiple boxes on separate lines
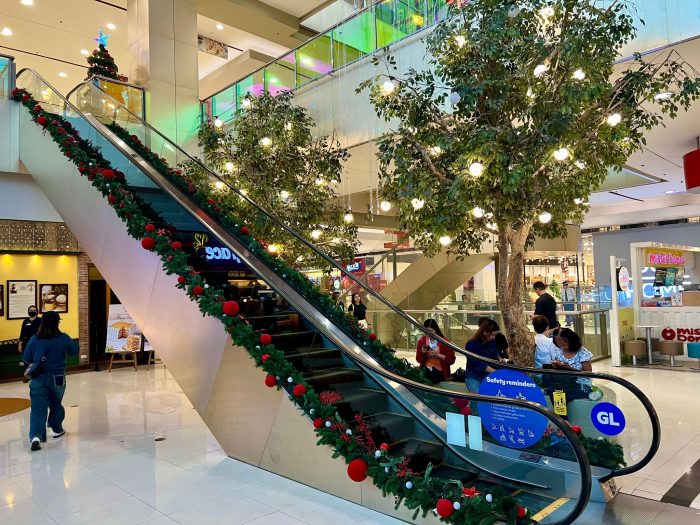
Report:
539,211,552,224
453,502,461,511
572,69,586,80
225,161,234,172
534,64,548,77
574,198,583,205
280,190,290,200
439,235,452,247
315,177,324,186
455,35,466,48
468,162,484,177
526,88,535,99
214,181,225,190
411,198,425,210
539,6,555,18
268,244,280,254
429,145,442,156
574,160,586,169
285,121,292,131
241,98,251,109
606,113,622,127
260,136,272,147
449,91,461,105
380,200,392,212
553,147,570,161
213,118,223,128
381,80,396,95
485,494,493,503
344,212,354,223
311,229,322,240
472,207,484,218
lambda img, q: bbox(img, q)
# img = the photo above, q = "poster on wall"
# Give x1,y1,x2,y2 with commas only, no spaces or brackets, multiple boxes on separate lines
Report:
39,284,69,314
6,280,37,320
105,304,142,353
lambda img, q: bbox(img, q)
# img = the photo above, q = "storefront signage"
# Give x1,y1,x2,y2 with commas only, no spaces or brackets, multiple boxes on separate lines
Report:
204,246,242,263
645,248,686,268
477,369,548,449
345,258,366,275
661,326,700,342
617,267,630,292
591,402,626,436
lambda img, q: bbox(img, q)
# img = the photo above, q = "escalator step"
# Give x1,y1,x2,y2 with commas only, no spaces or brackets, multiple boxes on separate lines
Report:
303,367,365,388
335,388,389,420
286,348,344,371
386,438,444,473
430,464,480,483
271,330,319,350
361,412,415,439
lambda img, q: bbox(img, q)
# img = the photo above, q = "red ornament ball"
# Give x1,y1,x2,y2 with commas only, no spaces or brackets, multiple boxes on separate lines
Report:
293,384,307,397
380,443,389,451
313,418,323,429
240,226,250,235
261,353,270,362
102,169,115,179
222,301,240,317
517,506,527,519
347,459,368,483
145,224,156,233
108,193,116,204
32,104,42,113
141,237,155,250
264,375,277,388
436,499,454,518
369,332,377,341
571,425,582,435
177,275,186,285
192,286,204,297
452,398,469,410
260,333,272,346
171,241,182,250
36,116,47,126
460,406,472,417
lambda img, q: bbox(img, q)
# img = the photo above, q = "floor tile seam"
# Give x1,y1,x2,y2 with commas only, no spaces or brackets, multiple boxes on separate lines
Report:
253,507,308,525
221,485,292,514
129,475,237,512
39,489,134,519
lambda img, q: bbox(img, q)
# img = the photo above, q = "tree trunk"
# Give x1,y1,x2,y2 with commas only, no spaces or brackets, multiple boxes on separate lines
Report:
497,224,535,367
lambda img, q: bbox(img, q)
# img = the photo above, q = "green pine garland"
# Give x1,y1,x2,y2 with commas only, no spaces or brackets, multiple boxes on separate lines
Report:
12,86,533,524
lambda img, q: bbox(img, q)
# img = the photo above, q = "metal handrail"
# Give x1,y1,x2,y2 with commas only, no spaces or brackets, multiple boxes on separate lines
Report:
55,71,660,479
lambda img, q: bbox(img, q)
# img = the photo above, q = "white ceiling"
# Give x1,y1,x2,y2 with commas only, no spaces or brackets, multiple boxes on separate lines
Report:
258,0,329,18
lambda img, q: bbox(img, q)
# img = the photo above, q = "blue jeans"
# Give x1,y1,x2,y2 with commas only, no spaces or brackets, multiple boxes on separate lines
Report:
29,374,66,441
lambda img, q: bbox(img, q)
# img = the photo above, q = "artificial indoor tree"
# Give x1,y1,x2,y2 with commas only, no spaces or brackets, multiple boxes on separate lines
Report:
183,90,358,266
86,30,120,80
360,0,700,365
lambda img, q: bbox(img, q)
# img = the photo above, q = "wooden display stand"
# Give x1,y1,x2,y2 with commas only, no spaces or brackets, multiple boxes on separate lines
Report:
107,351,138,372
146,350,162,370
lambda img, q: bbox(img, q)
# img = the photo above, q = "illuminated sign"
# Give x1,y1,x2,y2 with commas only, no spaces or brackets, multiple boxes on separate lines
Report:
662,326,700,342
617,267,630,292
205,246,242,263
645,249,686,268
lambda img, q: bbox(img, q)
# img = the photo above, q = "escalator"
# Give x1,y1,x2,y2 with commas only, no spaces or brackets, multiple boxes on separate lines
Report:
13,69,658,523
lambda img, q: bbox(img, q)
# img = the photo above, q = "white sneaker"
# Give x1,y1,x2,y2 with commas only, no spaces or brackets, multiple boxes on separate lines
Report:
30,437,41,451
53,430,66,439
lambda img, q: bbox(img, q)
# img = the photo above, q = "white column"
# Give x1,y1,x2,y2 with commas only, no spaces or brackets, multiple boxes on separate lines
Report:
127,0,199,148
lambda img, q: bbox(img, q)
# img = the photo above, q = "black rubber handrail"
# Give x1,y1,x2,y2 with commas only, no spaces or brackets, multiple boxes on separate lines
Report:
55,71,659,479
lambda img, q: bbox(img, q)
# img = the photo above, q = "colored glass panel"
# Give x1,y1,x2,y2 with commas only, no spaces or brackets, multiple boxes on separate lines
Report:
266,53,296,95
332,10,376,69
296,34,333,86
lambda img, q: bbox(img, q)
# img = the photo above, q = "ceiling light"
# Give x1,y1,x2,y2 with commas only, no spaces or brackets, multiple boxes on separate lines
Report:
20,0,34,5
606,113,622,126
213,117,223,128
654,91,673,101
439,236,452,247
538,211,552,224
468,162,484,177
58,72,67,78
553,147,569,161
311,229,322,240
80,49,89,56
380,200,392,212
216,23,224,30
1,28,12,36
534,64,548,77
572,69,586,80
411,198,425,210
472,207,484,218
106,23,116,30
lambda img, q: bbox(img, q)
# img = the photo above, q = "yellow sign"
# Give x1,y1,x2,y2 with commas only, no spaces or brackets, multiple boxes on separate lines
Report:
553,390,567,416
644,248,686,268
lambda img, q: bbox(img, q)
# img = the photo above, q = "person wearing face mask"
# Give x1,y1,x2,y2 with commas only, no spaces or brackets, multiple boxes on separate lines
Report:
18,305,41,354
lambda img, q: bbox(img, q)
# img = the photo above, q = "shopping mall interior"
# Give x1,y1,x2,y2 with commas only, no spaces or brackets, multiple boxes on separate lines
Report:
1,1,700,524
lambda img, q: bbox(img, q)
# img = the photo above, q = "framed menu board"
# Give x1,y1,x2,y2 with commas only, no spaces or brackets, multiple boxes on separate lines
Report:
7,280,37,320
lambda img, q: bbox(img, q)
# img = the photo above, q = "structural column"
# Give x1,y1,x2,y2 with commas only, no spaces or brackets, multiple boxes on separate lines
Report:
127,0,199,148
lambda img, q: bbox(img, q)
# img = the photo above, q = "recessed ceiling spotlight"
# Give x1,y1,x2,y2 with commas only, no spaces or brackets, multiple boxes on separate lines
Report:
20,0,34,6
80,49,89,56
1,27,12,36
216,23,224,30
106,23,116,30
58,72,67,78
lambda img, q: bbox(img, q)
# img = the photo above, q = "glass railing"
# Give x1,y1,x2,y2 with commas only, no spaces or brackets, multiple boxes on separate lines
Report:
62,75,659,478
18,68,592,523
68,75,145,121
0,54,15,99
202,0,700,124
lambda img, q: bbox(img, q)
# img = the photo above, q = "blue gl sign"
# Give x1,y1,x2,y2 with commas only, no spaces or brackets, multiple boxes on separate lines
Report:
591,402,626,436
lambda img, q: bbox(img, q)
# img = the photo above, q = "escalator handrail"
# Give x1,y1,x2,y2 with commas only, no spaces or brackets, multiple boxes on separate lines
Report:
19,73,594,523
39,70,658,477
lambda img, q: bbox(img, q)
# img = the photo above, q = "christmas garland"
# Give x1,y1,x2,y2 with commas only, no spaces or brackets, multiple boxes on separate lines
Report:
12,86,532,524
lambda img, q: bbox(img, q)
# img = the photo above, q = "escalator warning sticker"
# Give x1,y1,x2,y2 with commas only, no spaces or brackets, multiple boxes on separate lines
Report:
553,390,567,416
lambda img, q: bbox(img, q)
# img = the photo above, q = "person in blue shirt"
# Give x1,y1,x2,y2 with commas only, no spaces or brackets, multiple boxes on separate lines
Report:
465,319,502,394
21,311,79,451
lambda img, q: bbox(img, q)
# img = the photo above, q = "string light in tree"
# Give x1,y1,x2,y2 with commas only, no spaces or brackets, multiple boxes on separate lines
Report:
606,113,622,126
572,68,586,80
534,64,549,77
241,98,251,109
574,198,583,205
574,160,586,169
259,136,272,147
344,210,354,223
411,198,425,210
225,161,234,172
381,80,396,96
539,211,553,224
449,91,461,105
468,162,484,177
380,200,392,212
472,206,485,218
553,147,570,161
284,121,292,131
280,190,290,200
311,229,322,240
214,180,225,190
454,35,466,48
439,235,452,246
214,117,223,128
429,145,442,156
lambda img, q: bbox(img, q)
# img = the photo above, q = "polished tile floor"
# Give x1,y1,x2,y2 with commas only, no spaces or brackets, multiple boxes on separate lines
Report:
1,363,700,524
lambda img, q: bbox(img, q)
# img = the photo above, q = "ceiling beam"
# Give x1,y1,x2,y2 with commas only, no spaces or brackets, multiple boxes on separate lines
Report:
198,0,308,48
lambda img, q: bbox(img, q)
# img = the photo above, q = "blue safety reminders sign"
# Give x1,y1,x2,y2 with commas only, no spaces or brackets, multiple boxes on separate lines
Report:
591,402,626,436
478,369,548,449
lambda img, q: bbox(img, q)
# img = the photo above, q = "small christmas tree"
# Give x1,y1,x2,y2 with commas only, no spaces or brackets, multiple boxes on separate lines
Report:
86,29,119,80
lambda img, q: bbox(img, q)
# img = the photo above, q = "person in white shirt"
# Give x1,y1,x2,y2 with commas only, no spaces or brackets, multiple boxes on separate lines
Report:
561,281,576,326
533,315,557,368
